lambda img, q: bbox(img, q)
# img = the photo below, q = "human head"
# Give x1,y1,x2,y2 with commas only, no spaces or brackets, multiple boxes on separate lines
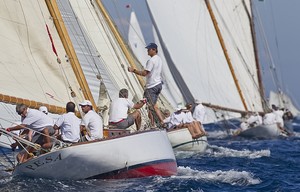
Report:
16,104,28,117
163,109,170,117
185,103,192,111
66,102,76,113
194,99,201,105
271,104,278,111
119,88,128,98
79,100,93,113
39,106,48,115
145,43,158,55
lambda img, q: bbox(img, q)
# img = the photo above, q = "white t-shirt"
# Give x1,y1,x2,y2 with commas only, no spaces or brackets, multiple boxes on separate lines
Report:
170,111,185,126
247,115,262,125
183,111,194,123
109,98,134,122
22,109,54,132
81,110,103,140
273,110,284,127
163,116,172,128
55,112,80,142
145,55,162,88
263,112,276,125
193,104,206,123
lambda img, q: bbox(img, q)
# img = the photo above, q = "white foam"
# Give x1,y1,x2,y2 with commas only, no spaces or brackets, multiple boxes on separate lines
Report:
176,166,261,186
206,145,271,159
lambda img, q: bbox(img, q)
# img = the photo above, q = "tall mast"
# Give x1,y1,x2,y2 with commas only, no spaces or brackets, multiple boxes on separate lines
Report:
95,0,145,88
205,0,248,111
45,0,97,110
247,0,268,111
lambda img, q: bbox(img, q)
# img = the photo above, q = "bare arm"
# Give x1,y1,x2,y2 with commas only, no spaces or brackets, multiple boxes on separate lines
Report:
7,124,26,132
128,67,149,77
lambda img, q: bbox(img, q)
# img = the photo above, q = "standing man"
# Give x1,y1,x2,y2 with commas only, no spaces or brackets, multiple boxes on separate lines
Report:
79,100,103,141
109,88,145,130
128,42,164,126
54,102,81,143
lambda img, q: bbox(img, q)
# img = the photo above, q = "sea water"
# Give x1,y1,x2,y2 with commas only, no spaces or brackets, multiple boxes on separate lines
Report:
0,120,299,192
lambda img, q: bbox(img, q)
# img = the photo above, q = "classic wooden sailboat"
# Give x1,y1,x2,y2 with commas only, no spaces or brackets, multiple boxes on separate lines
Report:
0,0,177,179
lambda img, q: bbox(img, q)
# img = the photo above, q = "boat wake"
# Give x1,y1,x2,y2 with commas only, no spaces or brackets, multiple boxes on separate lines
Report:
174,166,261,186
206,145,271,159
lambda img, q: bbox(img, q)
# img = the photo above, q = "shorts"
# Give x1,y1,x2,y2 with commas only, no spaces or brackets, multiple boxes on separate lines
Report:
110,115,135,129
144,83,162,105
32,126,55,145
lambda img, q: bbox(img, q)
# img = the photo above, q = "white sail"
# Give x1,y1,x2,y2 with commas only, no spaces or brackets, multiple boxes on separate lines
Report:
146,0,264,122
0,0,84,107
128,10,149,66
61,0,144,101
269,91,300,116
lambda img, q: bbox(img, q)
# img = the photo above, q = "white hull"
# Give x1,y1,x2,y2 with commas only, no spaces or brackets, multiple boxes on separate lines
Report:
13,130,177,180
238,124,281,139
167,128,208,152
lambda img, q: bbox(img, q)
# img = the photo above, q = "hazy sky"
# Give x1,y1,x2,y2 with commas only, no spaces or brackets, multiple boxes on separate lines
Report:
103,0,300,108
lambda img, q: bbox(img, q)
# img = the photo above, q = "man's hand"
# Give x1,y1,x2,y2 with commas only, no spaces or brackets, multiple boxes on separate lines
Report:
128,67,135,72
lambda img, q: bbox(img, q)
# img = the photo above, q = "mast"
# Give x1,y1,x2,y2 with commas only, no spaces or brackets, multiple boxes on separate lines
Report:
245,0,268,111
95,0,145,88
205,0,248,111
45,0,97,110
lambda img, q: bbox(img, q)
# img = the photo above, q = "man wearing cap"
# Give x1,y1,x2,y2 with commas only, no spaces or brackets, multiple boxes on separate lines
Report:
79,100,103,141
128,42,164,126
54,102,81,143
109,88,145,130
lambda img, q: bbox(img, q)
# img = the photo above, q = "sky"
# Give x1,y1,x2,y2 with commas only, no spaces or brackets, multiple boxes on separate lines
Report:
103,0,300,109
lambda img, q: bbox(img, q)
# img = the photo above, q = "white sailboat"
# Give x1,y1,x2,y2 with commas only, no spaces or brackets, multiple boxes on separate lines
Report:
0,0,177,179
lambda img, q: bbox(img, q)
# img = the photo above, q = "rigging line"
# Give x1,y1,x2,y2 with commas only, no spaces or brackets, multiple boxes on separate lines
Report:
68,0,129,94
61,0,101,76
254,5,282,94
93,2,142,98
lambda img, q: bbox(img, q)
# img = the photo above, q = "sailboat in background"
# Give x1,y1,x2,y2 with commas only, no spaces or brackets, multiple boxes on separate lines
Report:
0,0,177,179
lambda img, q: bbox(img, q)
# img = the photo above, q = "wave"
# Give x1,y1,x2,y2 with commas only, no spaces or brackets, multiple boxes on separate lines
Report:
175,166,261,186
206,145,271,159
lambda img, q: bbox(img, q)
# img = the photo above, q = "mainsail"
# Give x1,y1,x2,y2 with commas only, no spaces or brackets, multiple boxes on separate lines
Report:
0,0,86,121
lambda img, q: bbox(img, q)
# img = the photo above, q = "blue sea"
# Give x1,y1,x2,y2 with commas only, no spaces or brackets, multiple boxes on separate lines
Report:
1,119,299,192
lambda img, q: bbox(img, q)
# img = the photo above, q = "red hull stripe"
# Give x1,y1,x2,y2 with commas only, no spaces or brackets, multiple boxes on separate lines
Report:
87,159,177,179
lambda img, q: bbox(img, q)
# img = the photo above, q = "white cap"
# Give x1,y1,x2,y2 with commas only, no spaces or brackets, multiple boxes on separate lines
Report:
194,99,201,104
175,104,185,111
79,100,92,106
39,106,48,114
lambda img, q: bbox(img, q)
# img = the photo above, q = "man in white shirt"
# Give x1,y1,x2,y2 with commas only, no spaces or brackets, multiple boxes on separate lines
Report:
54,102,80,143
109,88,145,130
6,104,55,162
128,43,164,127
192,100,206,136
80,100,103,141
